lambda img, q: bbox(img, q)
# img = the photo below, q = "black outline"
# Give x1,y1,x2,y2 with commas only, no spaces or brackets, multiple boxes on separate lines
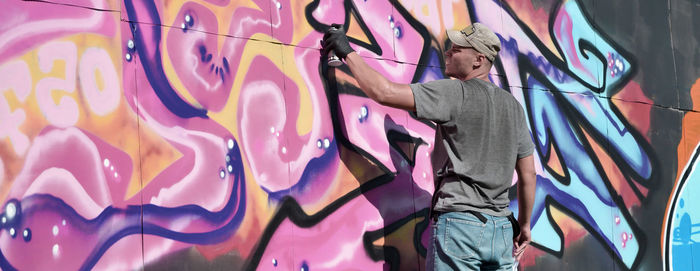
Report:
362,208,430,270
246,0,661,270
243,2,439,269
466,0,661,268
242,172,395,271
663,143,700,271
517,54,647,270
305,0,382,56
528,196,567,257
542,129,572,185
386,129,425,167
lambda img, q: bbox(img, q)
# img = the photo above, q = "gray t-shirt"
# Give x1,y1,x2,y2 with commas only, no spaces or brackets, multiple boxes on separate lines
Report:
411,78,534,216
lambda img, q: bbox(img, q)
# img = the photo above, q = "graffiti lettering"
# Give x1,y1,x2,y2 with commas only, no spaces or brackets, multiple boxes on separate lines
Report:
36,41,80,127
2,42,121,133
0,0,696,270
0,61,31,156
79,47,121,116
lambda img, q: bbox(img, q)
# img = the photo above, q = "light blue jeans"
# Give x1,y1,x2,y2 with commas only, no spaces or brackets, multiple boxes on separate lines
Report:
427,211,515,271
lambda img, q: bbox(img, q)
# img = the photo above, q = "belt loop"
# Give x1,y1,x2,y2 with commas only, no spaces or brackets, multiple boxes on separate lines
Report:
508,213,520,238
431,211,441,222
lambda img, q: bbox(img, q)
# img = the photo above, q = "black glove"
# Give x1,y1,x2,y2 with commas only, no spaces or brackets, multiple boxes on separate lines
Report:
321,24,354,59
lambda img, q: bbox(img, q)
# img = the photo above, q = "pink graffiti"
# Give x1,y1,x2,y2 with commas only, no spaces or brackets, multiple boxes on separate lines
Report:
1,127,134,270
165,2,233,112
259,157,432,270
0,61,31,156
35,41,80,127
79,48,121,116
0,1,244,270
552,8,597,85
250,1,439,269
2,0,440,269
0,0,116,64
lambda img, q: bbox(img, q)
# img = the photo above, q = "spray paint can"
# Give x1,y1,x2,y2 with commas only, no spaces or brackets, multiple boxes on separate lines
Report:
327,26,343,67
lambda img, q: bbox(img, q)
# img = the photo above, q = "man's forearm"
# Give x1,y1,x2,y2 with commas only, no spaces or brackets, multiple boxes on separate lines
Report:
516,155,536,226
342,53,415,111
517,172,536,225
344,52,393,103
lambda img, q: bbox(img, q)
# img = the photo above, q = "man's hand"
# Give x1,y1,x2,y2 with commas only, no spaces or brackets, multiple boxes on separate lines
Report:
513,223,531,261
321,24,355,59
514,155,535,261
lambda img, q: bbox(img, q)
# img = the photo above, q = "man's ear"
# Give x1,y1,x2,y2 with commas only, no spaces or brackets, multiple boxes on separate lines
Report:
474,53,486,68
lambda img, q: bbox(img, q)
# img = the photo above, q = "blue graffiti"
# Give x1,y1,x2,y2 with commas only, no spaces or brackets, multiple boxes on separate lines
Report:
123,0,208,119
265,139,338,201
666,142,700,270
467,0,655,269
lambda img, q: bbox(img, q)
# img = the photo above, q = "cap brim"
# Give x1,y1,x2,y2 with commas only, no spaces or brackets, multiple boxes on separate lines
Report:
446,30,471,48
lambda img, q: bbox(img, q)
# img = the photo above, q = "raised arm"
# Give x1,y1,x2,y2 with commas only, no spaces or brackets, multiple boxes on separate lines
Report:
322,24,415,111
514,154,536,260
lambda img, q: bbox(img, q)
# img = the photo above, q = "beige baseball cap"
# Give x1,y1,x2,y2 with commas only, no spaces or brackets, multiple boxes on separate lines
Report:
446,23,501,62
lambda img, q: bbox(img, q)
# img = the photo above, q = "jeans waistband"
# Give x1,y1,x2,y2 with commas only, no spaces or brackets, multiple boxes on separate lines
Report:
431,210,487,223
431,210,521,237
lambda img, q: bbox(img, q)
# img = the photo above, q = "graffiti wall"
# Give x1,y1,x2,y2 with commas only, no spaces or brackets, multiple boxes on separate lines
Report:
0,0,697,270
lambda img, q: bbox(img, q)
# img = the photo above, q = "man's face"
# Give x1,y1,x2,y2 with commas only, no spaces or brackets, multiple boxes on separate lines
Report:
444,44,482,79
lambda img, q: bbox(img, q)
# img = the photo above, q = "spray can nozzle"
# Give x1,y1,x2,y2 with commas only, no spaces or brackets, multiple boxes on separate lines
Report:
327,26,343,67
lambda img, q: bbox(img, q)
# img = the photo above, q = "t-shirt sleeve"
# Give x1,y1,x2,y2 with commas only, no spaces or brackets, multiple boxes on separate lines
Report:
517,109,535,159
410,79,463,123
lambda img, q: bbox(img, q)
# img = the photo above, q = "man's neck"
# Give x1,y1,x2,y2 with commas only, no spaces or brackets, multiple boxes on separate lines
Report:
474,74,491,82
462,69,490,82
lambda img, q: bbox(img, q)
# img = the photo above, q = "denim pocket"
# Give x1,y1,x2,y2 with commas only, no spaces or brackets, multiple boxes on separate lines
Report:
500,222,515,262
444,217,485,259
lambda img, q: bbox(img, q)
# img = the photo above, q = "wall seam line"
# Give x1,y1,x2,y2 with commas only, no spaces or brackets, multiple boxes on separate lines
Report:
667,0,681,110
